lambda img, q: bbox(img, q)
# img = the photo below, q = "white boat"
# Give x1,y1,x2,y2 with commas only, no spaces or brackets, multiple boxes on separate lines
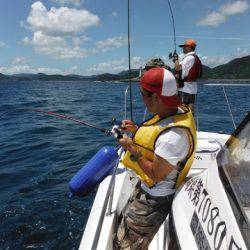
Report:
78,87,250,250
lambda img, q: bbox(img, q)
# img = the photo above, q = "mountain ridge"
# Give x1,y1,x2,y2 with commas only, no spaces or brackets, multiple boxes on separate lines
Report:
1,55,250,82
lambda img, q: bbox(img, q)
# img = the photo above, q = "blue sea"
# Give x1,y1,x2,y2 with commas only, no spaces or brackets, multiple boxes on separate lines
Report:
0,81,249,249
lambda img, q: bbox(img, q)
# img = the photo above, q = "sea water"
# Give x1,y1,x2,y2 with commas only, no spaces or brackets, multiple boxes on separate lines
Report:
0,81,249,249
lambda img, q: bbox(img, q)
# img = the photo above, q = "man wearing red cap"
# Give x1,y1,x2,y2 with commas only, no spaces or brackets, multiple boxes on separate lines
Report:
114,67,197,249
173,39,202,114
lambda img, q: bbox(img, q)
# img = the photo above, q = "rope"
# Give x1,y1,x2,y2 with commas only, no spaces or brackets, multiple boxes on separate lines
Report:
222,86,236,129
127,0,133,121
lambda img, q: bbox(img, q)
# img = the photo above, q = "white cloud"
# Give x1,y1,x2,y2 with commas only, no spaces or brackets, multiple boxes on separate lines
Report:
25,31,66,47
197,11,226,27
23,37,30,45
235,47,250,57
220,0,249,15
27,1,99,36
24,31,88,59
131,56,143,69
0,65,61,75
72,35,90,46
0,64,81,75
200,47,250,67
12,57,29,65
94,36,127,53
50,0,84,6
200,55,231,67
68,66,79,74
87,58,126,75
23,2,126,60
87,56,144,75
36,44,88,59
0,41,6,47
197,1,249,27
23,1,101,59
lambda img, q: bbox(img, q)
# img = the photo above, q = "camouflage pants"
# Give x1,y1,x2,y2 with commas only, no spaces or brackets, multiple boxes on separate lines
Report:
113,186,174,250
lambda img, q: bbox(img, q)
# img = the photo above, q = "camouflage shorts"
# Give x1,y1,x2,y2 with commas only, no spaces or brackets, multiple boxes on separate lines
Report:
114,186,174,250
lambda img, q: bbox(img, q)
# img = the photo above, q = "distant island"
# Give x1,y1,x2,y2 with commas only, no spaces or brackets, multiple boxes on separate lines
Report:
1,55,250,82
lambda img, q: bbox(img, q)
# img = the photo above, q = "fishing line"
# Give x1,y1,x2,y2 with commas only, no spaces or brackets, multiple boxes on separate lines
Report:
221,87,236,129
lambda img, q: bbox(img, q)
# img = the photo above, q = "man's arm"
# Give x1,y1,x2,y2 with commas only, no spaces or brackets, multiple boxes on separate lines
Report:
137,154,175,182
119,128,189,184
119,135,175,183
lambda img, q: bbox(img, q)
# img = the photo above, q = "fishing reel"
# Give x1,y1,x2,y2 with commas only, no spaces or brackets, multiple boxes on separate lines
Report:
169,51,179,62
169,52,174,60
109,118,123,139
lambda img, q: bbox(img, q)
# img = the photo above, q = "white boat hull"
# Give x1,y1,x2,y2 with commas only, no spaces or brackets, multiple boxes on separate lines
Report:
79,131,246,250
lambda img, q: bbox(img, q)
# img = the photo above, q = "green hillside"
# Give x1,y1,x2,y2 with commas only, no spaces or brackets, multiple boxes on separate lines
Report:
209,55,250,79
0,55,250,81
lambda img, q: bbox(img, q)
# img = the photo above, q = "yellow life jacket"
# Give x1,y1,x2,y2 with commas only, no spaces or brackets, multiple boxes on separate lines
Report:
122,105,197,188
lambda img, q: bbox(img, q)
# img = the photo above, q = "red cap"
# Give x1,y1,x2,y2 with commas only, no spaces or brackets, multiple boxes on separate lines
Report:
179,39,197,48
140,68,181,107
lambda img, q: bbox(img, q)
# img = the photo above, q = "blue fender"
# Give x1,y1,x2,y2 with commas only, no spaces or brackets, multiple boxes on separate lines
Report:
69,146,119,197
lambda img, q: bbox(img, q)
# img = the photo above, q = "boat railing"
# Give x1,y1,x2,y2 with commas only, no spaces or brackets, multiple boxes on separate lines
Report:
107,86,131,218
91,87,131,249
124,86,130,120
107,86,132,217
107,148,124,216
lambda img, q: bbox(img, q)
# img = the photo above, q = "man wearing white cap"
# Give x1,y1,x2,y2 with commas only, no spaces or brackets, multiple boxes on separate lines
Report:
114,67,197,249
174,39,202,114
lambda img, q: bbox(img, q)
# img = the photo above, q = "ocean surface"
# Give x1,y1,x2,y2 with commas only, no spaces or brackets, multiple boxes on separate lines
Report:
0,80,249,249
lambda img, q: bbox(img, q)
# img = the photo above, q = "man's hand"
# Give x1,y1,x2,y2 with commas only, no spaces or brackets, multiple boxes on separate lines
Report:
172,52,179,63
173,52,182,71
118,134,138,155
121,120,138,133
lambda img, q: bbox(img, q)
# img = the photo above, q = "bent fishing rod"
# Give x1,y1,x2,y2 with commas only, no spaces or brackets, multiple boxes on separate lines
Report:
166,0,177,59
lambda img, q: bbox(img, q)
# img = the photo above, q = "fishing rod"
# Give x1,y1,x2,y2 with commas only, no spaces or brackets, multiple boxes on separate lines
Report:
30,108,109,131
127,0,133,121
167,0,177,59
1,108,123,139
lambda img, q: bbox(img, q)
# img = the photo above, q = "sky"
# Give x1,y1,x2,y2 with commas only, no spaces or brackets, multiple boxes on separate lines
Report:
0,0,249,76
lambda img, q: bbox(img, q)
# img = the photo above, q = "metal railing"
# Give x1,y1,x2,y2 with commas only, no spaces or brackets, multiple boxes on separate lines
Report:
91,86,130,249
107,86,131,219
124,86,130,120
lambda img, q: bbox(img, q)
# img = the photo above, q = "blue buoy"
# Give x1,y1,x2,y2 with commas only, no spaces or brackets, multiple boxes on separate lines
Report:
69,146,119,197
